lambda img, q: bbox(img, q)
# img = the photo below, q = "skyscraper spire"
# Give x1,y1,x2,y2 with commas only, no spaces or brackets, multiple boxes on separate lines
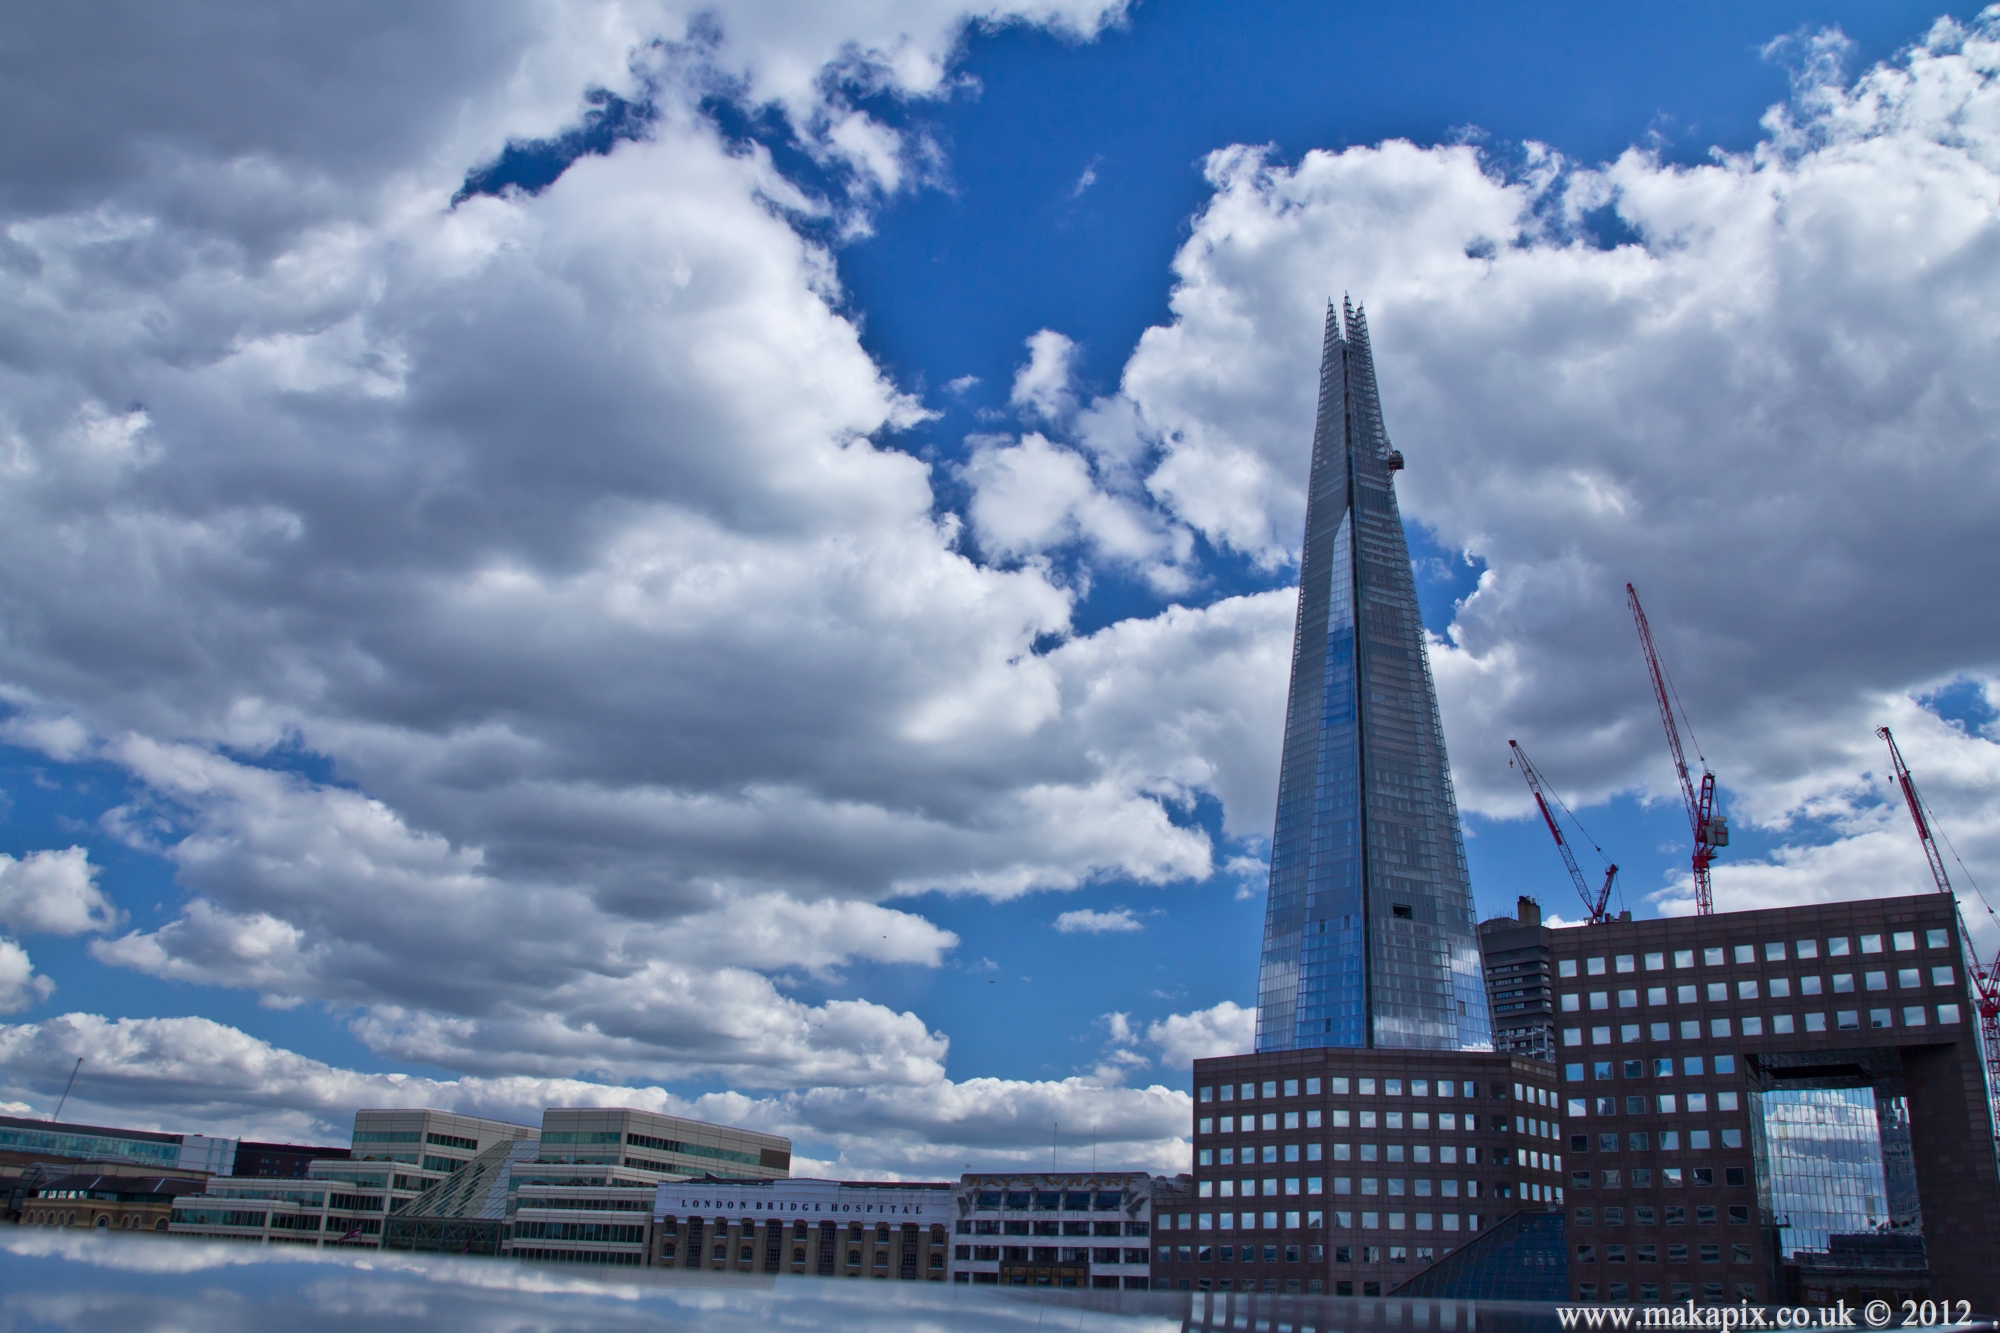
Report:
1255,301,1490,1052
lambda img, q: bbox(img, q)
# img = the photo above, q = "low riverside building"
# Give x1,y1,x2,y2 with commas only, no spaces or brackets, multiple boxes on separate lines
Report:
0,1113,325,1179
173,1108,539,1249
949,1172,1172,1290
653,1178,951,1278
15,1172,207,1233
531,1107,790,1185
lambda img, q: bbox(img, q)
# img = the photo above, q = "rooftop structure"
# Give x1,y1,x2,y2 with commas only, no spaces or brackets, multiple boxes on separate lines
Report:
1256,299,1487,1054
1480,897,1557,1062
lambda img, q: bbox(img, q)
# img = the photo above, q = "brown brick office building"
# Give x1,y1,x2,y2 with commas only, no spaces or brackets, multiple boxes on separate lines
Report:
1154,1051,1564,1296
1545,894,1998,1309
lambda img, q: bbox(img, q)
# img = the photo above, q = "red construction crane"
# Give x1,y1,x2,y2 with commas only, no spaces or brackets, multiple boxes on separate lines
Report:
1510,739,1620,924
1877,725,2000,1118
1627,584,1728,915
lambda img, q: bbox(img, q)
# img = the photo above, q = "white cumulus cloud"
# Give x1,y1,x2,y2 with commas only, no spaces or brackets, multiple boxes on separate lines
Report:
1054,907,1140,933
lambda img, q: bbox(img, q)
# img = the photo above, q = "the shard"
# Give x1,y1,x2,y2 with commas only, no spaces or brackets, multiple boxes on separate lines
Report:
1255,299,1491,1053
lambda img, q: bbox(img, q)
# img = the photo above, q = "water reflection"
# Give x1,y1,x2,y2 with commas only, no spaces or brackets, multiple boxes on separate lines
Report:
1,1232,1571,1332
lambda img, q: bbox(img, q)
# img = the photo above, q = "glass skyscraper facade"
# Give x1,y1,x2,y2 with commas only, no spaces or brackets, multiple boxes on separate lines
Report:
1255,300,1490,1053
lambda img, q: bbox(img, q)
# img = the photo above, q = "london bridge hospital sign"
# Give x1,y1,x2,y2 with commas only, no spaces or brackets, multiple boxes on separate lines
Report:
652,1178,944,1223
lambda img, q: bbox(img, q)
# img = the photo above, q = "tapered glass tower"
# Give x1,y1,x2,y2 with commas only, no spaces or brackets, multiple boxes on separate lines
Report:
1255,300,1491,1053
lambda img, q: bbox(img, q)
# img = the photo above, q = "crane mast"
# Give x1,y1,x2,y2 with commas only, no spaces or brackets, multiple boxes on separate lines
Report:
1510,739,1620,924
1626,584,1728,914
1877,725,2000,1128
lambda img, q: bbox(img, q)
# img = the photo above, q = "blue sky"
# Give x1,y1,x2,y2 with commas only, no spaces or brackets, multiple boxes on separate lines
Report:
0,0,1996,1176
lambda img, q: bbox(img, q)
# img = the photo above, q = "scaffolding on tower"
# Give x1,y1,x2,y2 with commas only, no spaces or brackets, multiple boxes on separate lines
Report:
1877,725,2000,1137
1627,584,1729,914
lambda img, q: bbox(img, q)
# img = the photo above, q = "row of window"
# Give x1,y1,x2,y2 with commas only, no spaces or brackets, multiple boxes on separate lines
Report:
1572,1166,1747,1189
1200,1142,1485,1167
1556,931,1949,977
1200,1108,1505,1134
1568,1056,1734,1082
665,1220,944,1240
1563,1005,1961,1045
1571,1089,1740,1114
1577,1281,1756,1304
954,1219,1145,1236
1198,1078,1512,1103
1169,1242,1319,1264
964,1190,1125,1211
1171,1210,1478,1233
1573,1204,1748,1226
1565,967,1954,1010
1570,1129,1742,1153
1577,1242,1751,1265
955,1245,1148,1263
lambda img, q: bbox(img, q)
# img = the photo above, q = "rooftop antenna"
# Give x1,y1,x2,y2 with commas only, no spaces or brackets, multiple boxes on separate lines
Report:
52,1058,82,1122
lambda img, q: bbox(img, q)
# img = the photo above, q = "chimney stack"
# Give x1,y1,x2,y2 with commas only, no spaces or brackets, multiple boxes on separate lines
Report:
1517,896,1541,927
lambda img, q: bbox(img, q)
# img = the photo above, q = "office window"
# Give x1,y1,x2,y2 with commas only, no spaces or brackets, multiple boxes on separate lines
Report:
1560,960,1579,978
1741,1017,1763,1036
1589,958,1607,975
1673,950,1693,968
1616,956,1635,973
1940,1003,1963,1023
1932,966,1955,986
1926,929,1949,949
1703,948,1724,966
1869,1009,1892,1029
1709,1019,1730,1037
1768,977,1791,998
1676,985,1696,1003
1797,939,1819,959
1828,938,1850,957
1833,974,1855,993
1861,934,1883,954
1731,945,1753,964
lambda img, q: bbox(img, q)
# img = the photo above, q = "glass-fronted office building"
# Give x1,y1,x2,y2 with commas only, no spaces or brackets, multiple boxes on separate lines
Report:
1256,299,1488,1054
